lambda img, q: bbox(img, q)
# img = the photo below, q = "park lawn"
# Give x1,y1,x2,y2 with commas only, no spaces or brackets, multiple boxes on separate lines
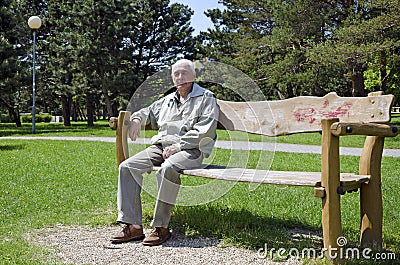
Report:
0,139,399,264
0,113,399,148
0,120,115,137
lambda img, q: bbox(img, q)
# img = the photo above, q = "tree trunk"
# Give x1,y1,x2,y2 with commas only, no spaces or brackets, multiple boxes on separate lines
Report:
112,102,119,117
61,94,72,126
287,83,295,98
9,107,21,127
0,97,21,127
86,93,95,127
351,71,365,97
103,88,113,119
13,109,21,127
379,50,387,93
71,99,78,122
102,105,107,120
77,102,85,121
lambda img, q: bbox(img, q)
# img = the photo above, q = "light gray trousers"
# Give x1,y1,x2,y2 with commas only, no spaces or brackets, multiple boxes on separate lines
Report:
117,144,203,228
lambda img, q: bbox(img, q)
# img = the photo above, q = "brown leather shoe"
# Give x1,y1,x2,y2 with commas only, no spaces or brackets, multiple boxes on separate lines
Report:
111,224,145,244
142,227,171,246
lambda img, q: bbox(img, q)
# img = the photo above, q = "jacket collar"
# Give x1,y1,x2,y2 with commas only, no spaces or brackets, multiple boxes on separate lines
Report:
174,83,205,101
189,83,205,98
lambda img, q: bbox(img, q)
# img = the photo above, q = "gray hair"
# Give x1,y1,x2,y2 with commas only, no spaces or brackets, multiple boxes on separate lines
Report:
172,59,196,75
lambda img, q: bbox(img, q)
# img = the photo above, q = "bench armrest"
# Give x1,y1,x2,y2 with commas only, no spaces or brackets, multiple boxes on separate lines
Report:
330,122,398,137
109,111,132,165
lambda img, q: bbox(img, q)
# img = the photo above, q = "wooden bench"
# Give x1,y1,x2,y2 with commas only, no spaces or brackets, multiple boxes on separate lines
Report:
110,91,398,260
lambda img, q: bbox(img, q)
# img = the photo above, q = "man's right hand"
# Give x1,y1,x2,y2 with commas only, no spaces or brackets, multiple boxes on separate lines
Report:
129,118,141,141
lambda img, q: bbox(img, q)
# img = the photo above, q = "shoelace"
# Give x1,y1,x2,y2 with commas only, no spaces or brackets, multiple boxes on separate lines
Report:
150,227,160,237
122,224,131,235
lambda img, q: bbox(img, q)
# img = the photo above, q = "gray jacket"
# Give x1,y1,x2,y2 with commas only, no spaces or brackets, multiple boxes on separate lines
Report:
130,83,219,157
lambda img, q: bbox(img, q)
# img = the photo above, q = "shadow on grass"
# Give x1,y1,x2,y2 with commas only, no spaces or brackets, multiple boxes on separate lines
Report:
170,205,399,264
171,204,322,250
0,143,26,151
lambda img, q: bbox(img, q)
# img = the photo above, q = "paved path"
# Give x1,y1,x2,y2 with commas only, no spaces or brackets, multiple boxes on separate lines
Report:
2,136,400,157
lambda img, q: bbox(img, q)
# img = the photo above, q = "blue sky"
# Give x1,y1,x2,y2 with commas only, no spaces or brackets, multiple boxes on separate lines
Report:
169,0,224,35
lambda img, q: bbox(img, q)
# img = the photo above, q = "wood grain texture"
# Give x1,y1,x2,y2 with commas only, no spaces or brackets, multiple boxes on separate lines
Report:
152,165,369,187
321,118,342,259
217,92,394,136
116,111,131,165
330,122,398,137
359,136,384,250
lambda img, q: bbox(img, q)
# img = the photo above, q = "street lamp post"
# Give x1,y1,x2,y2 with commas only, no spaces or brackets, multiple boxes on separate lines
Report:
28,16,41,134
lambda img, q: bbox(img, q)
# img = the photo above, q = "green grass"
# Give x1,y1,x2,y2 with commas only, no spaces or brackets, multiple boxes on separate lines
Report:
0,139,399,264
0,120,115,137
1,114,400,149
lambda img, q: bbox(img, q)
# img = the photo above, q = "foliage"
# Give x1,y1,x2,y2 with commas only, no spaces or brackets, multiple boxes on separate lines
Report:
200,0,400,102
20,114,52,123
1,0,197,127
2,0,400,126
0,0,33,126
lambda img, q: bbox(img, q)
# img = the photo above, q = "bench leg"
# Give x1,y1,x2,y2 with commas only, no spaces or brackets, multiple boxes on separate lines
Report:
359,136,384,250
321,119,342,260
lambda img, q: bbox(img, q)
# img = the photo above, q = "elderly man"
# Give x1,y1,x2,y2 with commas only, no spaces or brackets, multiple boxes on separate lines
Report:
111,59,219,246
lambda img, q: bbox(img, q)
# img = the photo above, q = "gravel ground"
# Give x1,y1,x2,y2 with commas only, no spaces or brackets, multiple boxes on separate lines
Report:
29,225,303,265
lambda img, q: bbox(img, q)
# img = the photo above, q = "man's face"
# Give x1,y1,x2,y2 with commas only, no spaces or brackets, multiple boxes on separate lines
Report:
171,63,196,93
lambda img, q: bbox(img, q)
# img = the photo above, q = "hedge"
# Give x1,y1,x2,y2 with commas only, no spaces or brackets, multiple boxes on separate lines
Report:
20,114,53,123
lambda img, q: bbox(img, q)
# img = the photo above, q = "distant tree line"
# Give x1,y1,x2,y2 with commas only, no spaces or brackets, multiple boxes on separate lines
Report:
1,0,399,127
200,0,400,100
1,0,197,126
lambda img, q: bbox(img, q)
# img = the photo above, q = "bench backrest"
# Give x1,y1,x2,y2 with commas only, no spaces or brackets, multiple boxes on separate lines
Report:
217,92,394,136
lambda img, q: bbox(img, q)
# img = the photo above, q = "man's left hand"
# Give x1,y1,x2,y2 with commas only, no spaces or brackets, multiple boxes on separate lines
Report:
163,145,178,159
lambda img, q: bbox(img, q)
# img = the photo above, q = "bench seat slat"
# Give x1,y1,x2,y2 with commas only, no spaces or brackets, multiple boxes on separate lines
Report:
153,165,370,187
